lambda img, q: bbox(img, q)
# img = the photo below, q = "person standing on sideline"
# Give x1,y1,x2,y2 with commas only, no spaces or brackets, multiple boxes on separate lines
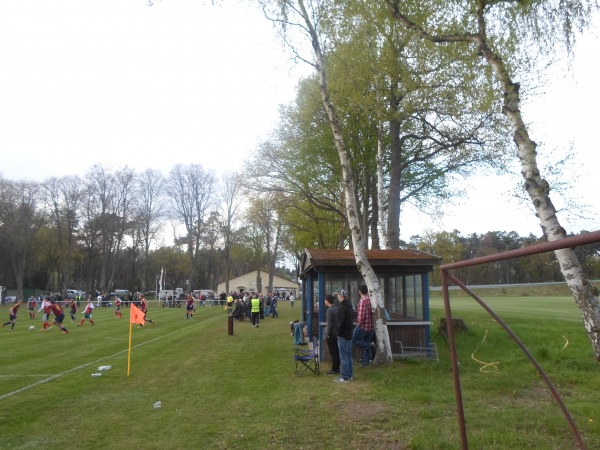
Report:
352,285,375,367
68,298,77,322
251,294,260,328
27,296,37,320
226,293,234,313
79,300,96,326
270,293,279,318
335,289,354,382
139,294,155,327
289,293,295,308
48,301,69,334
259,294,265,320
2,300,21,331
324,294,340,375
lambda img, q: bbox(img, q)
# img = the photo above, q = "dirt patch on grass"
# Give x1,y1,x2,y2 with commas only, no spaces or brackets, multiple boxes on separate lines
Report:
333,399,391,421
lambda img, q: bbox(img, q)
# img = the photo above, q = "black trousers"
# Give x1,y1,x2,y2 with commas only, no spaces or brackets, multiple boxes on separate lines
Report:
326,334,340,372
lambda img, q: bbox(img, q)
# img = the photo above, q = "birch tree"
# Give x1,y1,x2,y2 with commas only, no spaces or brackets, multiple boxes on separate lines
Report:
260,0,393,363
384,0,600,359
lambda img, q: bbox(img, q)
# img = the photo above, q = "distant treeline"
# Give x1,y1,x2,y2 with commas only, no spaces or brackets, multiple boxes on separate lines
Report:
411,229,600,286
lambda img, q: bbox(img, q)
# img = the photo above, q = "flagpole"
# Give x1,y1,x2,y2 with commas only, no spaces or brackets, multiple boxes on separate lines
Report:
127,316,133,376
127,303,146,376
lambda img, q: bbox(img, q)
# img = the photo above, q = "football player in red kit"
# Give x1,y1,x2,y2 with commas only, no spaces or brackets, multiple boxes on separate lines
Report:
48,301,69,334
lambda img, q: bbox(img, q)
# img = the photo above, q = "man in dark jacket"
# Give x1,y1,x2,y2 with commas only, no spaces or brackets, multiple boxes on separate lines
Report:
335,289,354,382
324,294,340,375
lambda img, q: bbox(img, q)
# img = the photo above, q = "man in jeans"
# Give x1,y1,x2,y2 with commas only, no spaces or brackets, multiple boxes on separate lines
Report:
352,285,375,367
334,289,354,382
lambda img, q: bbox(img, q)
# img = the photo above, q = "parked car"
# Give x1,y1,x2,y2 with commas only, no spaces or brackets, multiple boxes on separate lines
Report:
65,289,79,298
111,289,129,301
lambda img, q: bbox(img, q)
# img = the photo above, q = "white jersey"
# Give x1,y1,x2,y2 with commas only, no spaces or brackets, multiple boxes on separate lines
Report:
38,299,51,312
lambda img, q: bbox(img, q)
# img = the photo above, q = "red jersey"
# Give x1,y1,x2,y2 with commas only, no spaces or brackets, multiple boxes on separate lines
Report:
49,304,64,316
84,304,93,314
140,300,147,313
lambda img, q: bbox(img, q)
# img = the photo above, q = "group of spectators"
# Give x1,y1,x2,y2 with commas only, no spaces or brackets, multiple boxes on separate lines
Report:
229,291,283,326
324,285,375,383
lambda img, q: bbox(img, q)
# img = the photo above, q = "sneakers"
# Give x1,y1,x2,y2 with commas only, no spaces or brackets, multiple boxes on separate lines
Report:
325,370,339,375
334,377,350,383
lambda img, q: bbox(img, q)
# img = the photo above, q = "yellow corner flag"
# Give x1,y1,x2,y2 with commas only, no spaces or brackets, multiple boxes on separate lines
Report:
127,303,145,376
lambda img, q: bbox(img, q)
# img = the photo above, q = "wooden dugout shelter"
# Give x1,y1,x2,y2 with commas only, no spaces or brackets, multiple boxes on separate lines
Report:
299,248,442,361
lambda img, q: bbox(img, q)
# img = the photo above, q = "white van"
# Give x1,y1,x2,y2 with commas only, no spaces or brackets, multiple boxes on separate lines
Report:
193,289,214,299
114,289,130,299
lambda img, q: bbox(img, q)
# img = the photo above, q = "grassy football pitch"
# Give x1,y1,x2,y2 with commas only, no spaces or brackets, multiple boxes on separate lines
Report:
1,296,599,449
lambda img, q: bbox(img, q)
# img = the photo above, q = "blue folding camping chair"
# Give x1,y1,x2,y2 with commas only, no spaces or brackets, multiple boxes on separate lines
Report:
293,336,319,376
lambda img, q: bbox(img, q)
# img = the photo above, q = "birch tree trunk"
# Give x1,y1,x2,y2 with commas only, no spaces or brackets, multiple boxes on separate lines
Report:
296,0,392,364
386,0,600,360
477,39,600,360
376,122,388,249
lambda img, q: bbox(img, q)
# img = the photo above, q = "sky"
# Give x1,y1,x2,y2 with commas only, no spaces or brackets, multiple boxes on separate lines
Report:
1,1,599,242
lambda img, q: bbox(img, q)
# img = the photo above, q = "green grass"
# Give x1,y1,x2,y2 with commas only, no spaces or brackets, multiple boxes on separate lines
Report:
1,297,599,449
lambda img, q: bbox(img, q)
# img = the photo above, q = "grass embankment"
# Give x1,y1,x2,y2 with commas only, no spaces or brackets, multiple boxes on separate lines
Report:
0,297,598,449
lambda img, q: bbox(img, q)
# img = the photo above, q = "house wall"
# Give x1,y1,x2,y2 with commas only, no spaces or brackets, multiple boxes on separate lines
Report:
217,270,299,296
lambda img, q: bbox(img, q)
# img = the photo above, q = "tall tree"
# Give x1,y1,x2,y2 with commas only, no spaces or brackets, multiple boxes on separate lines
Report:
0,179,45,297
260,0,393,363
166,164,216,292
247,193,287,293
43,176,84,294
385,0,600,359
86,165,136,293
245,89,349,245
133,169,166,292
219,171,243,294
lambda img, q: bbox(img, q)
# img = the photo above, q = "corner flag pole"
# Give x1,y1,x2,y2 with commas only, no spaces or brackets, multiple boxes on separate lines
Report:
127,314,133,376
127,303,145,376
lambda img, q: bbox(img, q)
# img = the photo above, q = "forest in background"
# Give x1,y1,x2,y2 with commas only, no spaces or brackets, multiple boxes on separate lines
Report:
1,168,598,298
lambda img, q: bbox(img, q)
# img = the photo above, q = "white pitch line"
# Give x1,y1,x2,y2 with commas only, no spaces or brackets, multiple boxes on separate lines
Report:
0,315,221,401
